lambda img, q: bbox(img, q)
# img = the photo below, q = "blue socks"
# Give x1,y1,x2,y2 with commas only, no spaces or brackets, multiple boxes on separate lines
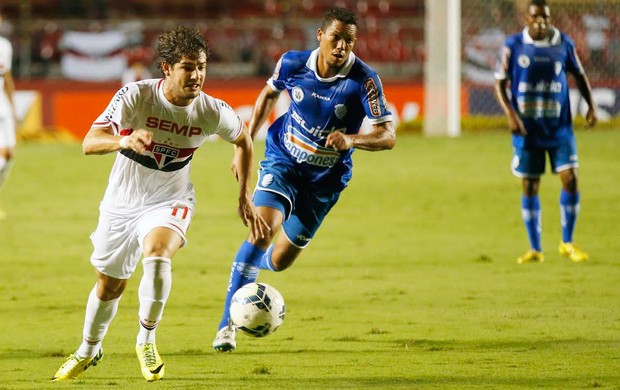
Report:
560,190,580,243
522,195,542,252
218,241,264,330
218,242,281,330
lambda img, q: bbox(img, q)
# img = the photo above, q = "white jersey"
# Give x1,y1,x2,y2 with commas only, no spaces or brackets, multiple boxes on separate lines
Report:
93,78,243,211
0,36,11,92
0,36,15,148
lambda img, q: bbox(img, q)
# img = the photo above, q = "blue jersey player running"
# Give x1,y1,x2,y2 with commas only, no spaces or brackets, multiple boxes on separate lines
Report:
213,7,396,351
494,0,597,264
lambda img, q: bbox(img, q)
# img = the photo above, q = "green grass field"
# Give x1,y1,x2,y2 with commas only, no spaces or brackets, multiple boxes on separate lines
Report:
1,130,619,389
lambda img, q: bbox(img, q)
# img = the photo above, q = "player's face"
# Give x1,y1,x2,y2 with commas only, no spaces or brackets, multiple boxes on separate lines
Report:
317,20,357,73
162,51,207,106
526,5,551,41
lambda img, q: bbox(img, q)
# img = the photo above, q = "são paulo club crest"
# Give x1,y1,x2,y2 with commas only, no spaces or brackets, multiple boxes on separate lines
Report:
152,143,180,169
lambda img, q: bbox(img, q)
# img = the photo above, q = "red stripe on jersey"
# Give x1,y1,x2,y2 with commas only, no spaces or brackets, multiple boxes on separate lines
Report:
182,207,188,219
172,208,178,216
120,128,134,136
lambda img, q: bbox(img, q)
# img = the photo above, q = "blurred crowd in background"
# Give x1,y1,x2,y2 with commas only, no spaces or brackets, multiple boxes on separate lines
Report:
0,0,617,84
0,0,422,82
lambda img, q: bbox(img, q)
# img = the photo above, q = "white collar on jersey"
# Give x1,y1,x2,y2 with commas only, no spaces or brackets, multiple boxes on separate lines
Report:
522,26,561,47
306,48,356,82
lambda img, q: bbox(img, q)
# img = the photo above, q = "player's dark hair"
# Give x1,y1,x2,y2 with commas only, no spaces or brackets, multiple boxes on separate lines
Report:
156,25,210,75
529,0,548,7
321,7,358,30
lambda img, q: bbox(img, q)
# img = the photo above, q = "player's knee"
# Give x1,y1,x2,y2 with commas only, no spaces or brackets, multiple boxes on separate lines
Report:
142,241,177,258
562,171,578,192
96,278,127,300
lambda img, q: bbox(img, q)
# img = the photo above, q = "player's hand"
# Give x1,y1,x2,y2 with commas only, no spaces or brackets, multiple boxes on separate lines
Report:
238,193,270,239
122,130,153,154
325,131,353,151
586,107,598,127
508,113,527,136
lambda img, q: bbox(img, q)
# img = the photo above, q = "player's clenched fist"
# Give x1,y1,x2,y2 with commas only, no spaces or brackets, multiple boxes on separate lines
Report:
120,130,153,154
325,131,352,151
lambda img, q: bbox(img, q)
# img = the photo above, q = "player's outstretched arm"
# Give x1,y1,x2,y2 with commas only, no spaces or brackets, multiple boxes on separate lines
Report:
231,127,269,239
248,85,281,140
326,121,396,152
82,126,152,155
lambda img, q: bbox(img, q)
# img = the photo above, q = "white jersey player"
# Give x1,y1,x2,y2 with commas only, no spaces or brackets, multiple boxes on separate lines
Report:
0,34,16,219
52,26,268,382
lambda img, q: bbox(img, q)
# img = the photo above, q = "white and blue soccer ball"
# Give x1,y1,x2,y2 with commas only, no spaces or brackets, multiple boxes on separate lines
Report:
229,282,285,337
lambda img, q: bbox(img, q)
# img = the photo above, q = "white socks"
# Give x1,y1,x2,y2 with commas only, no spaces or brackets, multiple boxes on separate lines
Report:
77,285,121,358
74,257,172,357
137,257,172,345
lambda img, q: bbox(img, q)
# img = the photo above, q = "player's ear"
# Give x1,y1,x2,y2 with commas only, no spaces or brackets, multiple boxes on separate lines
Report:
161,61,171,77
316,28,323,42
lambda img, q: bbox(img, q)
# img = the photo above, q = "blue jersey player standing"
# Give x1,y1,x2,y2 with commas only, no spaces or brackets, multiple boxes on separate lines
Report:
213,7,396,351
494,0,597,264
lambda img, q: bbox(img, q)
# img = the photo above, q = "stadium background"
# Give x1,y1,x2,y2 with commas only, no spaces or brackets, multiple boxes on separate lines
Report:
1,0,618,138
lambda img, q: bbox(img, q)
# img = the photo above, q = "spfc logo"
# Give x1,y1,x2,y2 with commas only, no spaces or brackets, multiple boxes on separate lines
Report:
554,61,562,76
518,55,530,68
334,104,347,119
152,144,179,169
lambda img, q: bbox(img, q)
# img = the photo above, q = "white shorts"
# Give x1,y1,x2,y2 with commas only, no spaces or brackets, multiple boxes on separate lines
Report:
90,201,194,279
0,105,16,148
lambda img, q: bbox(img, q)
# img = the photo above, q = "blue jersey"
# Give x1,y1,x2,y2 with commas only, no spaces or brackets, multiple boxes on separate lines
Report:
264,49,392,190
495,27,584,148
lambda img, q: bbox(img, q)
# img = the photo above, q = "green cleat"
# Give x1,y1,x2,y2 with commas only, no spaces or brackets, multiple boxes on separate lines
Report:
136,343,165,381
51,348,103,381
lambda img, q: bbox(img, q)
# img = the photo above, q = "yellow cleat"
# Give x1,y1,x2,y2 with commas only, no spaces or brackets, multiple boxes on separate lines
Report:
136,343,165,381
517,250,544,264
51,349,103,381
559,242,589,263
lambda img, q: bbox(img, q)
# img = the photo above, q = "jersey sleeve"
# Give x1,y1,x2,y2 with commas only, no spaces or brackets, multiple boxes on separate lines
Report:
92,83,138,135
564,35,585,75
266,53,288,92
361,73,392,125
214,99,243,142
0,39,13,75
494,43,512,80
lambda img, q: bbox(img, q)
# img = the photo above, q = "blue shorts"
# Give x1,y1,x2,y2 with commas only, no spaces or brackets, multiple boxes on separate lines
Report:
253,161,341,248
511,137,578,178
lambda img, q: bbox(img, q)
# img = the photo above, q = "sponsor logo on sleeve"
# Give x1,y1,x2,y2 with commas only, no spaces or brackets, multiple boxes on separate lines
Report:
364,77,382,117
104,86,129,122
271,57,283,81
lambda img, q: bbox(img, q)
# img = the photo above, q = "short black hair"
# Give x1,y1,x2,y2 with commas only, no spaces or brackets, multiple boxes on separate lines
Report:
156,25,210,74
529,0,548,7
321,7,358,30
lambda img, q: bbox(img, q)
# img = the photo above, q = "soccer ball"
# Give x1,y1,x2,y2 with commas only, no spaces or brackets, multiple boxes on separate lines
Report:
229,282,285,337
